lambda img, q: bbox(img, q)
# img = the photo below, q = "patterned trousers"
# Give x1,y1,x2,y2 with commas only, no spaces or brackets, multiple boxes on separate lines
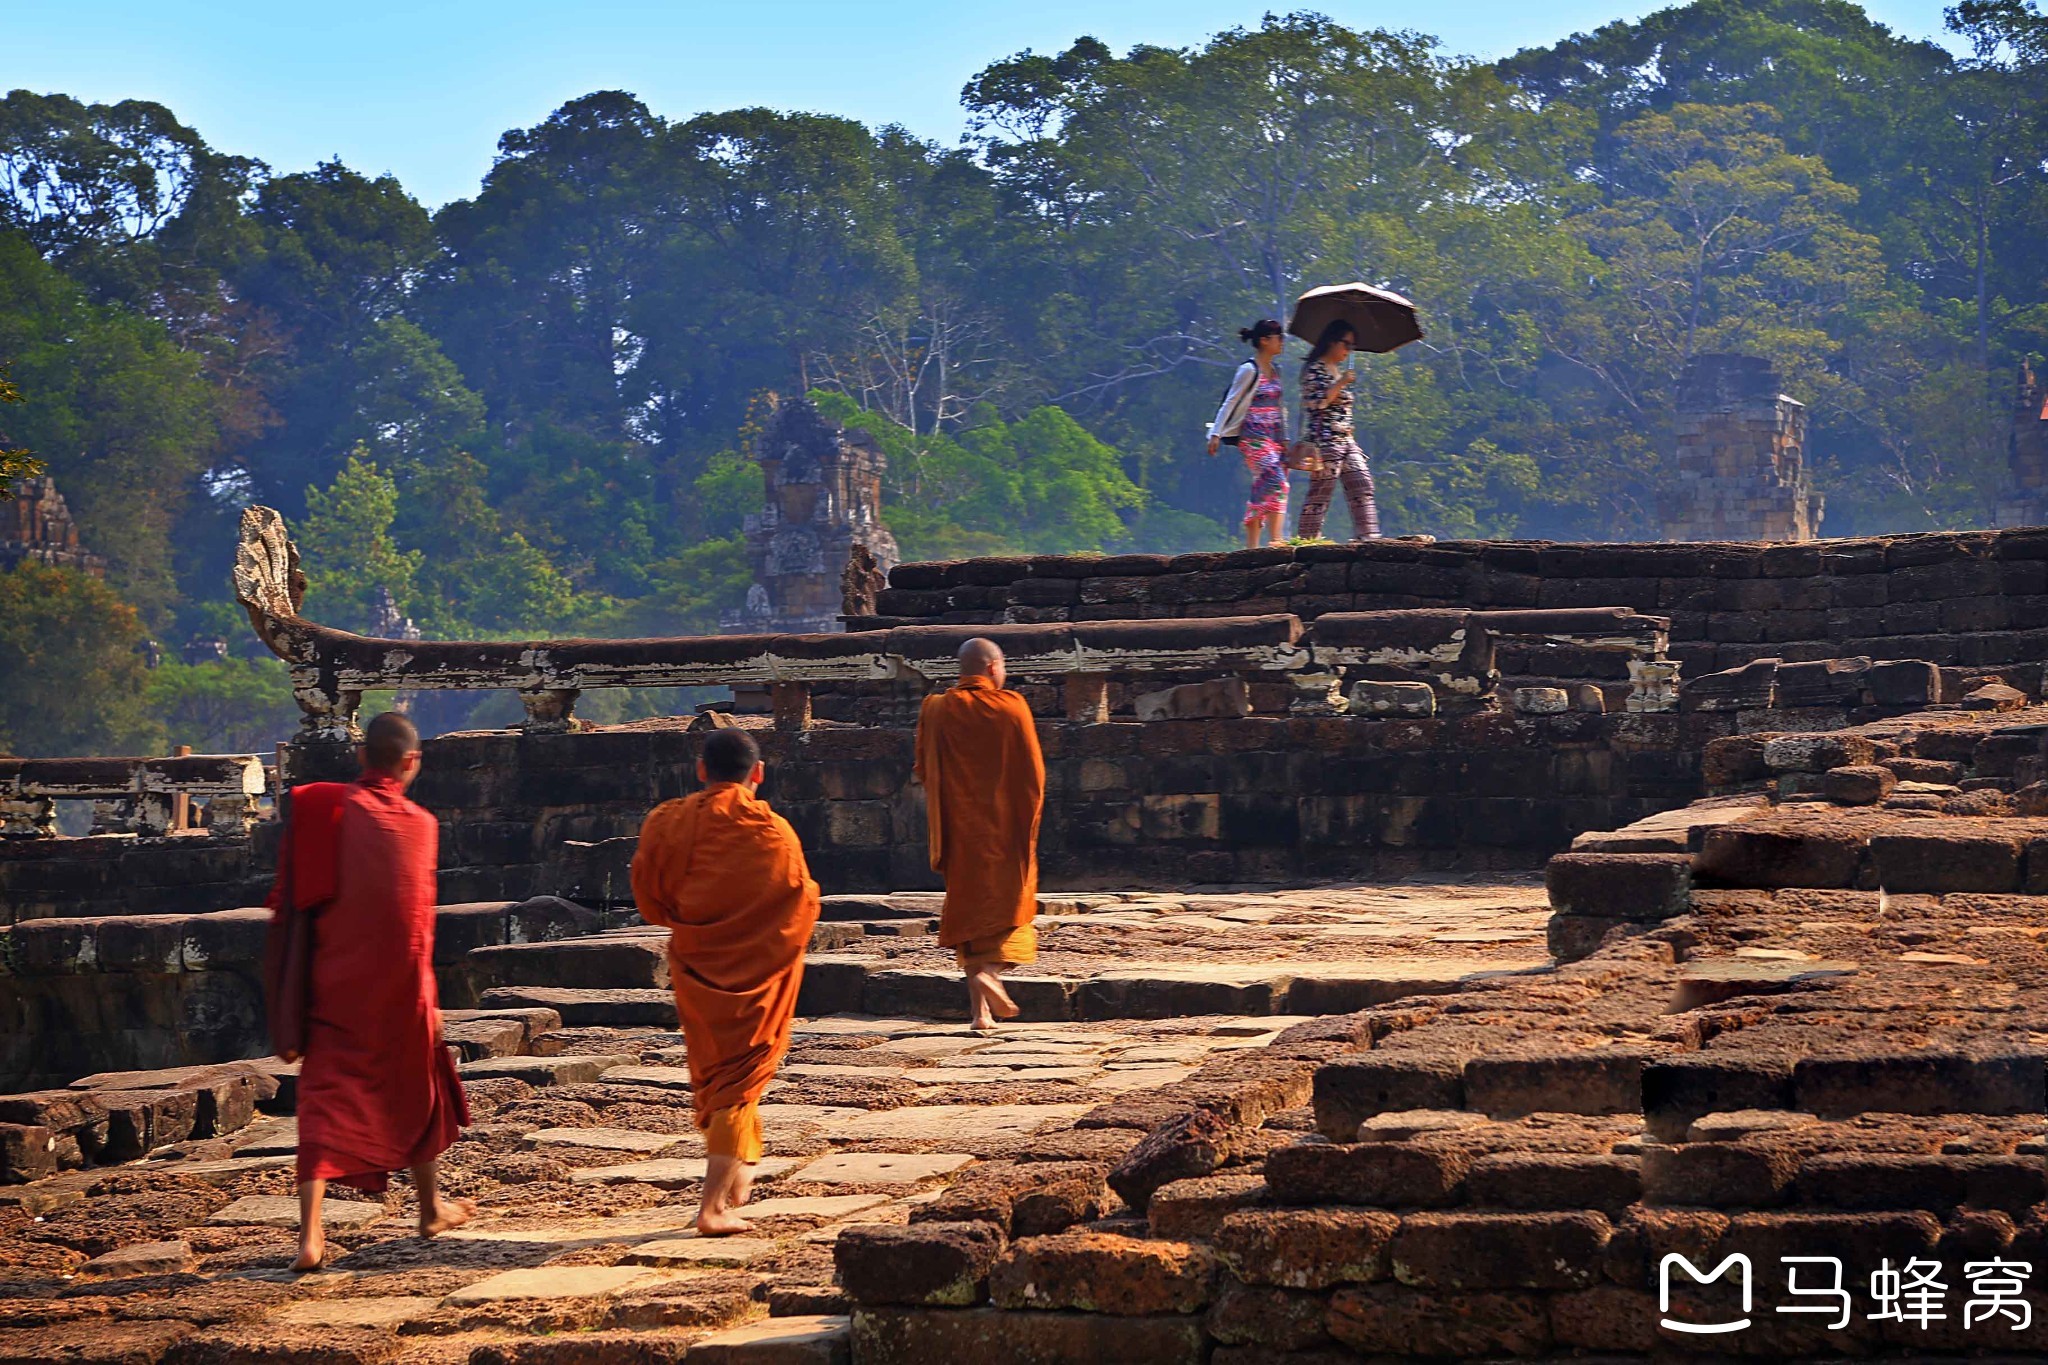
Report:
1298,445,1380,540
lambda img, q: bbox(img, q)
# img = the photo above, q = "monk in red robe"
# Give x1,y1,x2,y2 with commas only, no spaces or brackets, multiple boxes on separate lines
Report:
914,638,1046,1031
631,728,820,1235
275,712,472,1271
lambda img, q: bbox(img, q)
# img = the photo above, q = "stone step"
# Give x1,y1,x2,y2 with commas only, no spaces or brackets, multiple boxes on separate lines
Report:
467,937,668,990
478,986,678,1027
468,956,1539,1025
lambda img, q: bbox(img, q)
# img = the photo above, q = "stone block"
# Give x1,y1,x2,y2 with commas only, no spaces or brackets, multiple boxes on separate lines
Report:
1696,824,1866,889
1213,1207,1399,1289
1328,1284,1549,1357
664,1314,850,1364
1263,1141,1469,1208
989,1231,1213,1315
1147,1170,1268,1241
1463,1050,1649,1118
1868,658,1939,707
1134,678,1252,722
834,1221,1004,1306
851,1307,1205,1365
1761,733,1877,772
0,1122,57,1183
1700,735,1769,787
1390,1210,1611,1289
1466,1153,1642,1213
1106,1107,1239,1213
1868,830,2023,893
1544,852,1692,921
1204,1281,1333,1350
1311,1055,1464,1139
78,1239,195,1277
1640,1057,1795,1142
1346,680,1435,716
1640,1142,1799,1206
1512,687,1570,715
1792,1051,2046,1119
1822,764,1895,805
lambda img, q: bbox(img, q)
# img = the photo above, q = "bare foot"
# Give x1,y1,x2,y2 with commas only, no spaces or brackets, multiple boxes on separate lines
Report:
696,1207,753,1236
290,1231,326,1274
730,1164,757,1209
972,968,1021,1020
419,1196,477,1238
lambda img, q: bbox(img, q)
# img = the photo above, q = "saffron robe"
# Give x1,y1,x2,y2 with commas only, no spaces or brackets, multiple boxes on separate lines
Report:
631,783,821,1138
914,675,1046,961
289,773,468,1192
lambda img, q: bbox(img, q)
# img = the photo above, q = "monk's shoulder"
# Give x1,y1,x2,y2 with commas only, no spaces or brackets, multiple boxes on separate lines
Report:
639,794,701,836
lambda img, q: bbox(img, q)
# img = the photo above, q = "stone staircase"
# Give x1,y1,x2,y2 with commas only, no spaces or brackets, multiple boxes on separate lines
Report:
465,889,1550,1029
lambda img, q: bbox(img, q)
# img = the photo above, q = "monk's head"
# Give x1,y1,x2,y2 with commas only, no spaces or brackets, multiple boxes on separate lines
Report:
360,711,422,789
958,637,1006,689
698,727,765,792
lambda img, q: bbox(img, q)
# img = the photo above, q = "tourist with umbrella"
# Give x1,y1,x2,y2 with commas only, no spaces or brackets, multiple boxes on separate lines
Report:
1206,318,1292,548
1289,283,1421,542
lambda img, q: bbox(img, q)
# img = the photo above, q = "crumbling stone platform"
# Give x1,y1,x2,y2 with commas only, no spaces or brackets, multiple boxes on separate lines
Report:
4,858,2046,1362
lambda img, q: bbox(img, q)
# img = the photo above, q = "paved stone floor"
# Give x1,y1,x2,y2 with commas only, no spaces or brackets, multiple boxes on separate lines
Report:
0,877,1554,1364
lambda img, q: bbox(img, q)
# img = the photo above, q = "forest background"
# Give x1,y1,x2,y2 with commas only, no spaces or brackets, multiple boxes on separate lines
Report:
2,0,2046,756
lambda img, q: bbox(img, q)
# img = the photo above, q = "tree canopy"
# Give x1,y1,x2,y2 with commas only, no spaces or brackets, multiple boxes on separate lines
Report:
1,1,2045,752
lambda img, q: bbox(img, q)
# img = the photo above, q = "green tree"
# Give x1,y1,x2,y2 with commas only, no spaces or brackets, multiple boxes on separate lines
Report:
0,359,43,492
0,232,216,617
1540,103,1900,531
143,656,301,752
0,562,162,756
399,449,581,635
297,447,420,630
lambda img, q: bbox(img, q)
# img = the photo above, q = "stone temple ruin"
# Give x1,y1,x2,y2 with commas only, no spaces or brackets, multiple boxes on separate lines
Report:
11,496,2048,1359
1659,353,1822,543
0,475,104,576
724,397,899,636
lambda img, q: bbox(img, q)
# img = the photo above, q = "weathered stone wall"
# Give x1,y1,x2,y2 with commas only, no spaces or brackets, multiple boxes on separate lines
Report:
864,528,2048,686
0,900,594,1090
270,711,1715,907
0,833,273,926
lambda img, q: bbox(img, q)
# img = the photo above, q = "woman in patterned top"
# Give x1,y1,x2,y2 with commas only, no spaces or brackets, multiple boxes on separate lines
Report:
1298,319,1380,541
1207,319,1291,548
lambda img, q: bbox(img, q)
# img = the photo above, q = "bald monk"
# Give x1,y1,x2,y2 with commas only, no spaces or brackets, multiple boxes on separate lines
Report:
631,728,821,1235
280,712,472,1273
915,638,1047,1031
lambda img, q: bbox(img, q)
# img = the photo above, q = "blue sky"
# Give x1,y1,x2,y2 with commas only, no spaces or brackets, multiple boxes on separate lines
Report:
10,1,1962,208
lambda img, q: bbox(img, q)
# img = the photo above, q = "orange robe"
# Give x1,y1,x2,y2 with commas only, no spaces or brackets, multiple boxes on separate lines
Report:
291,774,468,1193
914,675,1046,969
631,782,820,1158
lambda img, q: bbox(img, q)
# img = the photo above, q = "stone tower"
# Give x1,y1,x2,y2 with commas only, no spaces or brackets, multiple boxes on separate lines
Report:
1660,354,1821,542
1998,360,2048,526
0,477,104,576
723,398,899,635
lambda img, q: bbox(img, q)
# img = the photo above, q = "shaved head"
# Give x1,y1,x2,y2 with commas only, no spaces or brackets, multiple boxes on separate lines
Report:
959,637,1003,675
360,710,422,788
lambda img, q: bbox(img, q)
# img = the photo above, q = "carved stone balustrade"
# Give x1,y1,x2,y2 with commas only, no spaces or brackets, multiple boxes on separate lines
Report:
231,506,1678,737
0,755,268,839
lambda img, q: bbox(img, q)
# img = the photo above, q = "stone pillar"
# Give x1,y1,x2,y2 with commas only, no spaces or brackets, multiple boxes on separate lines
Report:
1997,360,2048,526
1660,354,1821,542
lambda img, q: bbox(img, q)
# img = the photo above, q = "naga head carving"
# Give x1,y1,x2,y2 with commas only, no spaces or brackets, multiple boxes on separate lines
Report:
232,505,309,659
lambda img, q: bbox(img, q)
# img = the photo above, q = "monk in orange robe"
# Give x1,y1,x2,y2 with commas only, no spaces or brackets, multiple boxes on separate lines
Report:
914,638,1046,1031
280,712,472,1272
631,728,820,1235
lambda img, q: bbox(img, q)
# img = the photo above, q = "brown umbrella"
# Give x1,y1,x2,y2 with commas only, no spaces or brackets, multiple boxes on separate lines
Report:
1287,282,1423,354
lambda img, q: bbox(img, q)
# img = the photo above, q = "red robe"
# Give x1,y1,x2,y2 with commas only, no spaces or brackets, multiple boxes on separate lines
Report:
285,773,468,1191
